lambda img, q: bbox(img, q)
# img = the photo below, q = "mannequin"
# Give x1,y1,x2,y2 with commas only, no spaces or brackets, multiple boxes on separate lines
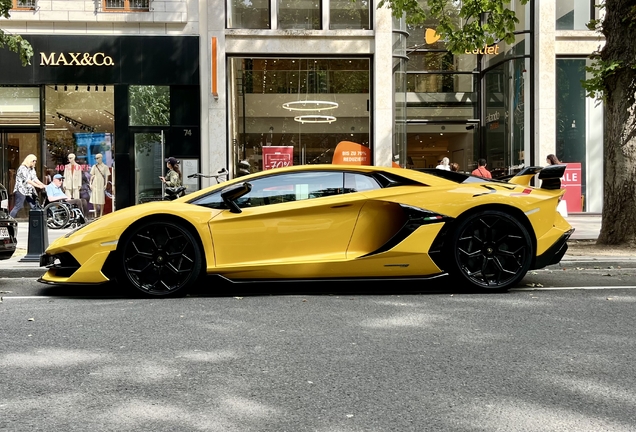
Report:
89,153,109,218
64,153,82,199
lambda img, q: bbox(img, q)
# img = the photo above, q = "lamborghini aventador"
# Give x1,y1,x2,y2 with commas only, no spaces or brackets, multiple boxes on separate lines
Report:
38,164,573,297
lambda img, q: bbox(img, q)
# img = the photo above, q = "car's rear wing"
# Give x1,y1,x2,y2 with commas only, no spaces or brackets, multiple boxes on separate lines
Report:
508,165,566,190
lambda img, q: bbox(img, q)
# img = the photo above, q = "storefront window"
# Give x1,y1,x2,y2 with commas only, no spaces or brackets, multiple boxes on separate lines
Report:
0,87,40,126
44,85,115,218
228,0,271,29
556,0,592,30
229,57,370,175
393,17,408,167
279,0,321,29
330,0,370,30
129,86,170,126
483,58,528,178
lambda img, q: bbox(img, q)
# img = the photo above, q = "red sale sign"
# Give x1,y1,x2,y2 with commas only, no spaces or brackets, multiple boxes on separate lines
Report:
262,146,294,170
562,162,582,213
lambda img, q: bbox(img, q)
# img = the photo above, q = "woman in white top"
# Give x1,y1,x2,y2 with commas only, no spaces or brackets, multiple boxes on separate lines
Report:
436,157,450,170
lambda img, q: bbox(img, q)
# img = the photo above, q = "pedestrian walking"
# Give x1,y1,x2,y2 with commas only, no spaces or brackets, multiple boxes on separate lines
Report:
10,154,46,218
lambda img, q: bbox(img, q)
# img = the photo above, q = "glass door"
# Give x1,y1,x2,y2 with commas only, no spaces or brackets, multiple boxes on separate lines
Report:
134,131,166,204
0,130,41,217
406,123,477,173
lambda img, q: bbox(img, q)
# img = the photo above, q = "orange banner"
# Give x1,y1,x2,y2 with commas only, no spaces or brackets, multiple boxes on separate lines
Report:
332,141,370,165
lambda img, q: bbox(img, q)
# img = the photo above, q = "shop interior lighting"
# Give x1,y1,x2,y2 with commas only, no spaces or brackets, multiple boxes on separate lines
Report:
285,60,338,124
282,101,338,111
294,115,337,124
56,112,95,132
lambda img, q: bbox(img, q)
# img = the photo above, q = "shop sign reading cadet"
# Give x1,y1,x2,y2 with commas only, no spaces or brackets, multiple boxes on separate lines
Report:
39,52,115,66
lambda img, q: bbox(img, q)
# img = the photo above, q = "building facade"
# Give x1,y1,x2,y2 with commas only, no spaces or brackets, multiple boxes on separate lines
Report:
0,0,200,216
1,0,604,215
201,0,603,213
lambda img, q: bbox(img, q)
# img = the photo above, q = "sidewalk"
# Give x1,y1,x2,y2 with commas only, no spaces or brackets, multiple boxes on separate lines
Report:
0,214,632,279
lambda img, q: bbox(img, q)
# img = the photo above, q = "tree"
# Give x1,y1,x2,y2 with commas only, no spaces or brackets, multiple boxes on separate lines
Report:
582,1,636,246
378,0,636,247
377,0,526,53
0,0,33,65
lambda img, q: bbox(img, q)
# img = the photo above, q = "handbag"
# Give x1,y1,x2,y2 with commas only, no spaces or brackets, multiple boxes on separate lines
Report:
97,165,112,199
105,181,113,199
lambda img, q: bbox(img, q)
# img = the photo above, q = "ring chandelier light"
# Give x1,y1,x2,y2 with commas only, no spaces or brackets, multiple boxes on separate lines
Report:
283,100,339,111
294,114,337,124
283,60,338,123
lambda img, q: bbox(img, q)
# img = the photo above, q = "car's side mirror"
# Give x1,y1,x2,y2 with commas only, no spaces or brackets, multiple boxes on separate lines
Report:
221,182,252,213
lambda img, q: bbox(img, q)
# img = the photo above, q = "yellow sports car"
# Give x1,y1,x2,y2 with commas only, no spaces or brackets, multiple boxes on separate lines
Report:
38,164,573,297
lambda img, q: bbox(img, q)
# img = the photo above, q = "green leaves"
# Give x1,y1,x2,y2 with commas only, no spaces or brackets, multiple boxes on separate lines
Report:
0,0,11,19
0,1,34,67
378,0,528,54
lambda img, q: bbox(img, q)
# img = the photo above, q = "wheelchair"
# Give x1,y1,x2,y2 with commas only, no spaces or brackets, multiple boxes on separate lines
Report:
40,195,87,230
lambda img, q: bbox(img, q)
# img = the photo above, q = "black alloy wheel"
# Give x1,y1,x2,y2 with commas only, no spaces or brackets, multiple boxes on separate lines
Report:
120,220,202,297
447,210,533,291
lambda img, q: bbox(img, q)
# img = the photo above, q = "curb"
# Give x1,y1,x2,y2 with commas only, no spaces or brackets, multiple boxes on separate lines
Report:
2,260,636,281
549,259,636,270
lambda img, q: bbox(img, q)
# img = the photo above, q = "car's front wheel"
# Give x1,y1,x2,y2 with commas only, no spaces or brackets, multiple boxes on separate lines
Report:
119,220,202,297
446,210,533,291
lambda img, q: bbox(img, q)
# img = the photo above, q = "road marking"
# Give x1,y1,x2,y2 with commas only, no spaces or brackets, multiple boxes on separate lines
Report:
1,296,122,300
513,286,636,291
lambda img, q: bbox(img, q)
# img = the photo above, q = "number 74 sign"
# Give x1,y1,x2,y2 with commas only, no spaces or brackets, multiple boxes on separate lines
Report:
262,146,294,170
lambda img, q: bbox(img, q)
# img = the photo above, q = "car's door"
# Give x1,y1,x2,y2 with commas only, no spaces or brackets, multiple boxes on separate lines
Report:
209,171,370,267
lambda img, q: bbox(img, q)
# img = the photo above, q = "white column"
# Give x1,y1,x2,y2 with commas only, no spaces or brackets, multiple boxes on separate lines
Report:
533,0,556,166
373,0,394,167
202,0,228,186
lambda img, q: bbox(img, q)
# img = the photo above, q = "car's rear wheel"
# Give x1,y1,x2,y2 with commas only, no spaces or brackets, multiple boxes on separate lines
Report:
119,220,202,297
446,210,533,291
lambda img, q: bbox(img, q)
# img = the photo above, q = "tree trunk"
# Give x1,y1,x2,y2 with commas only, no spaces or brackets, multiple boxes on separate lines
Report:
596,0,636,246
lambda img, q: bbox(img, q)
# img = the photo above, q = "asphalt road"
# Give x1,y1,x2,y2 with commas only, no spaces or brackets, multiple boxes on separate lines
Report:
2,272,636,432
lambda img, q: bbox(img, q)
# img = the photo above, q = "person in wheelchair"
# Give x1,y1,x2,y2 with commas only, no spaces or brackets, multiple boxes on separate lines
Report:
45,174,88,228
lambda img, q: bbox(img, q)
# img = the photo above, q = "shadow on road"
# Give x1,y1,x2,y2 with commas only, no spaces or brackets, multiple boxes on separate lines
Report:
30,274,511,299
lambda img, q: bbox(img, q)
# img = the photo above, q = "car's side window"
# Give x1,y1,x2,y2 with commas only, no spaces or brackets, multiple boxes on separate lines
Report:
191,190,227,209
243,172,344,207
192,171,374,210
344,172,381,193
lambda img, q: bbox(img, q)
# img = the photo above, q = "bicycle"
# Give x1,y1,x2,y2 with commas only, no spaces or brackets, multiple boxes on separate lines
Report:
187,168,228,184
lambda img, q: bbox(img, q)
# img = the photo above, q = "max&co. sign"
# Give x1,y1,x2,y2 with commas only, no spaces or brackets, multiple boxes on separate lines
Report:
39,52,115,66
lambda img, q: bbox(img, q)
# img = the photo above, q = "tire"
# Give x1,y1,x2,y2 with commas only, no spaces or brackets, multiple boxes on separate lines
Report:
45,203,71,229
119,220,202,297
446,210,534,291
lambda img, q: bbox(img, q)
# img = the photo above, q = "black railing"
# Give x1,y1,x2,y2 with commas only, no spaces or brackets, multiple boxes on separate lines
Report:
105,0,149,11
15,0,36,8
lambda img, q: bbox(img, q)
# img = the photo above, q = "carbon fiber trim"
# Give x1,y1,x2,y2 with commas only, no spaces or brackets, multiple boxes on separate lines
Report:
359,204,452,258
